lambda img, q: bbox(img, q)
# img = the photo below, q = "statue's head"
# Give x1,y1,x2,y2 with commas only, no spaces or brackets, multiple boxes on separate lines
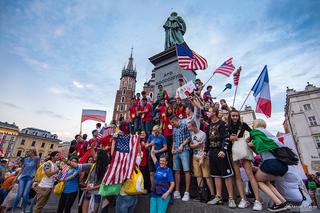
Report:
170,12,178,17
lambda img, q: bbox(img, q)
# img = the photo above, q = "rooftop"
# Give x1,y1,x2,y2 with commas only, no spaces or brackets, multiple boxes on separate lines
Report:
0,121,19,131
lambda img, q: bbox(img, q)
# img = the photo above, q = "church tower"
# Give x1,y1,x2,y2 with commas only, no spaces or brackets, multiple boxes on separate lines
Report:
112,49,137,121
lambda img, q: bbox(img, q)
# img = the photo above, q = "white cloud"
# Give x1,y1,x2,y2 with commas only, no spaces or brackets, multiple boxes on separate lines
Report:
72,81,95,89
49,87,70,94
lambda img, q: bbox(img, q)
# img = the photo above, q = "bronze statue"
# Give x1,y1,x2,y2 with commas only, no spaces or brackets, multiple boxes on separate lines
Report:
163,12,186,50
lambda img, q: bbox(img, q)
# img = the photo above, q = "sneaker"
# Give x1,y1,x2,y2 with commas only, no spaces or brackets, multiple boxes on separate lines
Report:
193,195,201,202
182,192,190,201
173,191,181,199
238,199,250,208
267,202,290,212
207,196,223,205
228,198,237,208
253,200,263,211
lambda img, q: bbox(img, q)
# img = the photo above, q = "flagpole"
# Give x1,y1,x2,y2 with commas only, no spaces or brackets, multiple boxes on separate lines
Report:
203,73,215,87
80,109,83,134
232,85,238,107
239,90,252,111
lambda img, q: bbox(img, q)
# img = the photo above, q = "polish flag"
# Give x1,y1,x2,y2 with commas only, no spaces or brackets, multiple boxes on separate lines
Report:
251,65,271,118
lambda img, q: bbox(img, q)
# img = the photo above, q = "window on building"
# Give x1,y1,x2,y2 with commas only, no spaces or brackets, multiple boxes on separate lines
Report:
150,92,153,99
120,105,124,111
308,116,318,126
314,135,320,149
303,104,311,111
121,96,125,103
20,139,25,145
41,143,45,148
39,153,42,158
34,131,38,136
50,144,54,149
25,130,29,134
17,150,22,157
122,89,126,95
10,136,14,141
31,141,36,146
44,134,48,138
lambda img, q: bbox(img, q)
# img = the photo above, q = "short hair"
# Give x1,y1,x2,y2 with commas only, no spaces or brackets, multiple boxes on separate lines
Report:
253,119,267,129
131,97,135,100
159,153,168,161
195,78,201,82
187,120,197,128
158,84,163,87
82,134,88,140
220,99,226,103
96,123,101,128
169,115,179,121
74,134,80,140
69,156,79,162
92,129,98,134
178,78,184,82
141,91,146,95
207,85,212,90
142,97,147,101
136,93,140,96
152,125,160,131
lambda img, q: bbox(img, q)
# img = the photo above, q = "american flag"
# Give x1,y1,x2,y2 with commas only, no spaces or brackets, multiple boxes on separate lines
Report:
233,66,241,86
213,58,235,77
102,134,139,185
176,43,208,70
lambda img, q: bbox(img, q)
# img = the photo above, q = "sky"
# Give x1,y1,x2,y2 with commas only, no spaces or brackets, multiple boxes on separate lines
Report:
1,0,319,141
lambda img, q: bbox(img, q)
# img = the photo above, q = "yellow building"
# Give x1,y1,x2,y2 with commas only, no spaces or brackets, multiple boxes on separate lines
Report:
0,121,19,157
14,128,61,159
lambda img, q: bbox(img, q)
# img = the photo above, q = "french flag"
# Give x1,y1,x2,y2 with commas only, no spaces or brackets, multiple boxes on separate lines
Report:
81,109,106,123
251,65,272,118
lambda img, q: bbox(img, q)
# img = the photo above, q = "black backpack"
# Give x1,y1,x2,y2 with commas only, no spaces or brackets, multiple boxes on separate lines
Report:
270,147,299,165
198,179,210,203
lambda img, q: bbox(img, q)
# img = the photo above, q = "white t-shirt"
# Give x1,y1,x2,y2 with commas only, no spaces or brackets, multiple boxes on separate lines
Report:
190,130,206,159
39,161,58,188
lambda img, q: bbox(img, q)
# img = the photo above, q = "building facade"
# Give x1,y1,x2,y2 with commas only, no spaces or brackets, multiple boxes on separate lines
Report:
240,105,256,127
112,50,137,121
0,121,19,157
284,82,320,173
14,128,61,159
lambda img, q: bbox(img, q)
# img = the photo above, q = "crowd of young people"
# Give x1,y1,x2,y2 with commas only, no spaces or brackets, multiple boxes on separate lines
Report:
0,78,318,213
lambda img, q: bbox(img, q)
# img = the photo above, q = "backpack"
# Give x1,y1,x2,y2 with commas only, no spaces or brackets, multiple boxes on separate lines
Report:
270,147,299,165
34,160,52,182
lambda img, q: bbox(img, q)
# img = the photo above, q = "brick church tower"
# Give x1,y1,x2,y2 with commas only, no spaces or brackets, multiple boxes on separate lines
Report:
112,49,137,121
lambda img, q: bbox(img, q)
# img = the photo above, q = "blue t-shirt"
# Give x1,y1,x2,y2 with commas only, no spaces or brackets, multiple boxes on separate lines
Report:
20,156,40,178
64,169,79,193
152,161,174,196
147,135,167,157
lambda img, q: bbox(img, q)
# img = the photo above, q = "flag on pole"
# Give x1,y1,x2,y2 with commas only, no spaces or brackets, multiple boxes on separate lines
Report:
213,58,235,77
251,65,272,118
233,66,241,86
176,43,208,70
102,134,139,185
81,109,106,123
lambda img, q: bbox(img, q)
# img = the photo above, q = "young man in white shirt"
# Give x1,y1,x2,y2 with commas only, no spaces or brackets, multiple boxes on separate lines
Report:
33,151,60,213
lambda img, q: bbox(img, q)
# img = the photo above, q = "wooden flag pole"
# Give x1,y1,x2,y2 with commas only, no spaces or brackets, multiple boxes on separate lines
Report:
239,90,252,111
232,85,238,107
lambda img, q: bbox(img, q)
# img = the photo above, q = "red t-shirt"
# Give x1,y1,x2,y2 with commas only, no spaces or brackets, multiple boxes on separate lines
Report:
76,140,88,157
174,104,186,119
129,105,137,120
140,140,148,167
162,116,173,136
141,103,153,122
157,105,167,122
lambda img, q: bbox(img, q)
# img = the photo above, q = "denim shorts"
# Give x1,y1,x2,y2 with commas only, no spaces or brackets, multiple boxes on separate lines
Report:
173,150,190,171
85,193,101,203
260,159,288,176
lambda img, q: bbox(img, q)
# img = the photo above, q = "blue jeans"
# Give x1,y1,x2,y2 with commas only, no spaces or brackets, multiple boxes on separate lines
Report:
141,121,152,136
116,195,138,213
13,176,33,210
173,150,190,171
133,117,141,133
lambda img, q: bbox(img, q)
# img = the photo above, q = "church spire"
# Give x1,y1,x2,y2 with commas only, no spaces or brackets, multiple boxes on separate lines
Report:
126,47,134,71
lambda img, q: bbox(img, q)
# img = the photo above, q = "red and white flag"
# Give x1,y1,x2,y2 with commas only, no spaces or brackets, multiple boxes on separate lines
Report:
81,109,106,123
233,66,241,86
102,134,139,185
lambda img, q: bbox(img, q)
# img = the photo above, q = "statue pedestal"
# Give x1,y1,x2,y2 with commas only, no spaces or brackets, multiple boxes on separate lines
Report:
149,46,197,98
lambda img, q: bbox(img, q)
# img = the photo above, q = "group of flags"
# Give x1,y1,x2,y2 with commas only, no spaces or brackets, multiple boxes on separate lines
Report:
176,43,271,118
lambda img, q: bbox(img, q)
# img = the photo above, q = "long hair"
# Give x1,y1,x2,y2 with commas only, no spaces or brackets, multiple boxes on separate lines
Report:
95,149,110,183
227,109,241,127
